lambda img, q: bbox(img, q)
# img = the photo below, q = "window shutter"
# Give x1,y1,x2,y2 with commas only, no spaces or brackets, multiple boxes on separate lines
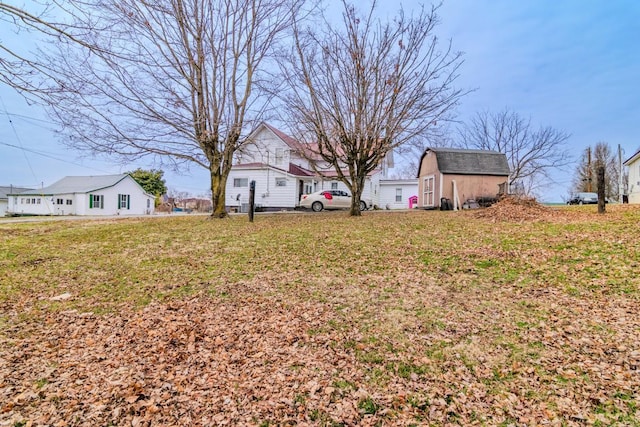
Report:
89,194,93,208
118,194,121,208
127,195,130,209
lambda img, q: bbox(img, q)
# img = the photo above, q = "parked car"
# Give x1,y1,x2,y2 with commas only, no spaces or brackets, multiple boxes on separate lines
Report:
567,192,599,205
299,190,371,212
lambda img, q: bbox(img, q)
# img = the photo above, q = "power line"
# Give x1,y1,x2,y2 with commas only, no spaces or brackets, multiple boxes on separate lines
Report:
0,140,114,173
0,94,39,183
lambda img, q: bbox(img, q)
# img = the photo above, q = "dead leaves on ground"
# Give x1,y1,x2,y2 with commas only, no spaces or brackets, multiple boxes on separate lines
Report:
2,208,640,426
2,287,639,426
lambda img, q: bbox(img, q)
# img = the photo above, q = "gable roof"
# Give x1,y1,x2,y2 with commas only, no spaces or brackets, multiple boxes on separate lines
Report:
418,148,510,177
0,186,33,199
258,123,323,160
233,162,316,177
623,148,640,166
13,174,131,195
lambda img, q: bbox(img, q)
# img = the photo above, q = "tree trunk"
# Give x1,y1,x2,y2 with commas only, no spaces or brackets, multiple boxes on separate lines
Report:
210,168,228,218
597,166,606,214
348,174,365,217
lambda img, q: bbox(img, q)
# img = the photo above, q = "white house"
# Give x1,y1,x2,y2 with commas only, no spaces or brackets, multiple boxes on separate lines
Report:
226,123,418,211
7,174,155,216
623,148,640,204
0,186,32,217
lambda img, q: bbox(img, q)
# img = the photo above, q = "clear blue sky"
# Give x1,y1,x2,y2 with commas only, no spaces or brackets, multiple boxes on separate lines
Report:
1,0,639,201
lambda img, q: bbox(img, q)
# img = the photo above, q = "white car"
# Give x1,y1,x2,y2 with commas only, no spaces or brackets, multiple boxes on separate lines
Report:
299,190,371,212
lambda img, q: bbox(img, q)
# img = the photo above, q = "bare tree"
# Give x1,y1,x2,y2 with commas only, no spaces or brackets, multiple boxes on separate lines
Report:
458,109,571,195
571,142,623,200
35,0,297,217
280,0,464,216
0,1,104,94
393,122,456,179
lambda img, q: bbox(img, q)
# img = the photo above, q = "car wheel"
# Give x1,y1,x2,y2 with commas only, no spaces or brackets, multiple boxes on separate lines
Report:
578,200,583,205
311,201,323,212
359,200,367,211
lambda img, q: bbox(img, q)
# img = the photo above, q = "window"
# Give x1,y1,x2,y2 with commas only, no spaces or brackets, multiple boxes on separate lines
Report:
118,194,130,209
26,198,30,204
37,199,41,204
20,198,24,204
66,199,72,205
233,178,248,187
331,182,338,190
89,194,104,209
304,183,313,194
275,178,287,187
147,199,151,208
56,198,64,205
395,188,402,202
275,148,284,165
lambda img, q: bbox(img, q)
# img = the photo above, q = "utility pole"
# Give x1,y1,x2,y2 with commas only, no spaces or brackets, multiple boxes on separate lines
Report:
587,146,592,192
618,144,623,203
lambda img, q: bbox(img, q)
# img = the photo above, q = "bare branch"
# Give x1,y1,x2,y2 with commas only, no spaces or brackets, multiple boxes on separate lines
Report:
32,0,300,217
458,108,571,196
279,1,465,215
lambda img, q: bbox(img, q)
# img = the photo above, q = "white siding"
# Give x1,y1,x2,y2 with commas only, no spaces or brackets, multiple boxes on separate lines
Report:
627,158,640,204
238,126,317,170
379,180,419,209
9,195,56,216
227,167,308,210
0,200,7,217
6,176,154,216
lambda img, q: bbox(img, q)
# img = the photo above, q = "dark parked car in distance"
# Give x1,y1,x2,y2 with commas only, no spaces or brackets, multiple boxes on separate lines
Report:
567,192,599,205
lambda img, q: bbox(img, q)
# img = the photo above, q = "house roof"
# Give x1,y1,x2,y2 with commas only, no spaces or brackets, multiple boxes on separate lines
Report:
418,148,510,177
288,163,314,176
12,174,130,195
259,122,324,160
623,148,640,166
0,186,33,199
233,162,316,177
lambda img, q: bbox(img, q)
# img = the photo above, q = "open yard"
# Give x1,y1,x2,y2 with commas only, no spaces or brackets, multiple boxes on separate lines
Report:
1,201,639,426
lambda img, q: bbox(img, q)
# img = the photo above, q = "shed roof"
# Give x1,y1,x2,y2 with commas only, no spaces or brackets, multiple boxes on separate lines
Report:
12,174,130,195
419,148,510,177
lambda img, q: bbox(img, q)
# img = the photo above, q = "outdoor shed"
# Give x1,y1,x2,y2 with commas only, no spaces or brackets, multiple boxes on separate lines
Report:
417,148,510,209
7,174,155,216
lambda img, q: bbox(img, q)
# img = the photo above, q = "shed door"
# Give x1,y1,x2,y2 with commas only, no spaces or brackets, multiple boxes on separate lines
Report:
423,175,435,207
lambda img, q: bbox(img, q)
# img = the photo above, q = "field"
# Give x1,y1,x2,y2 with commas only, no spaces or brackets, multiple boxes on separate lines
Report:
1,202,639,426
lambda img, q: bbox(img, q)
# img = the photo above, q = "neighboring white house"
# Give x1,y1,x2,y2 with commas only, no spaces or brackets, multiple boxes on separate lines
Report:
7,174,155,216
0,186,32,217
623,148,640,204
226,122,418,211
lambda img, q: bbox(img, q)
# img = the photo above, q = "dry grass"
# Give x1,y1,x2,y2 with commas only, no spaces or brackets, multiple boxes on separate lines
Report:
1,206,639,426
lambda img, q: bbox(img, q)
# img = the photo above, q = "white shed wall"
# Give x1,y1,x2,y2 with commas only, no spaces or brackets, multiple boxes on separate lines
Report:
379,180,419,209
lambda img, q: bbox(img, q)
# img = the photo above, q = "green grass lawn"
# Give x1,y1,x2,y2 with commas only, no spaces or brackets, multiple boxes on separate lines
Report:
1,206,639,426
